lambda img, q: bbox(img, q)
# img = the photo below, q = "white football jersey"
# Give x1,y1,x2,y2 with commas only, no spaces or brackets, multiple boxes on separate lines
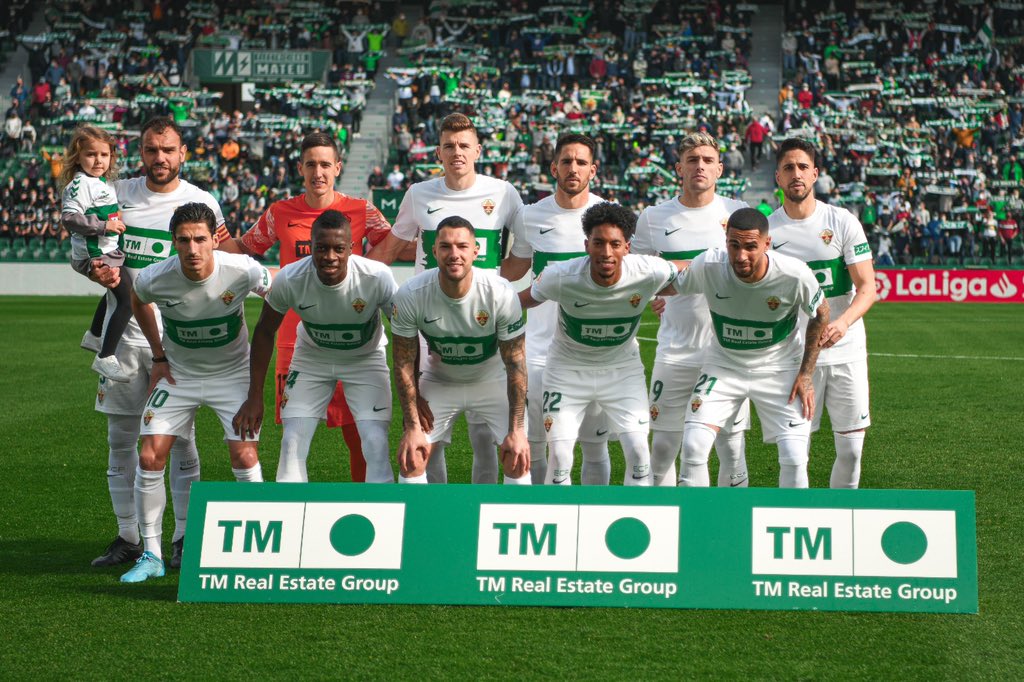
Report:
112,177,225,347
266,255,398,360
768,201,872,365
633,194,748,366
390,268,525,383
508,193,605,366
675,248,824,372
62,171,120,261
391,175,523,272
531,254,677,370
134,252,270,378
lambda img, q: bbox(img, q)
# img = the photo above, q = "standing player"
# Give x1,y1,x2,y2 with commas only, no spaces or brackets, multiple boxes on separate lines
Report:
519,203,680,486
232,210,398,483
372,113,524,483
676,208,830,489
501,133,612,485
391,217,530,485
220,132,392,483
768,138,876,488
121,203,270,583
88,117,229,570
632,132,751,487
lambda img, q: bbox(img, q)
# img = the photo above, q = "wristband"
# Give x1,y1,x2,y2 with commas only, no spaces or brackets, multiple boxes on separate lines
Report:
152,356,168,363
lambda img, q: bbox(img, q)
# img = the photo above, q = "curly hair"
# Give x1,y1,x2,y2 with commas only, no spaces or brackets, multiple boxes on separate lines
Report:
59,125,120,190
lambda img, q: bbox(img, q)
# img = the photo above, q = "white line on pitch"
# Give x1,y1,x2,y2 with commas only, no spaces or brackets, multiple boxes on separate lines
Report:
870,352,1024,362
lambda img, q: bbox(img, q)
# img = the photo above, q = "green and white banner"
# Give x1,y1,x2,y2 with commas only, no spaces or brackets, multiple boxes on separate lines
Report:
179,485,977,613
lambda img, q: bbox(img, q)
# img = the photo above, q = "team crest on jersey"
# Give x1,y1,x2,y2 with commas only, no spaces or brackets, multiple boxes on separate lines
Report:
629,293,642,308
766,296,781,310
352,298,367,314
143,409,155,425
220,290,236,305
476,310,490,326
820,229,834,245
281,393,289,409
97,388,105,404
481,199,495,215
391,302,398,319
544,415,553,432
720,217,729,231
650,404,660,421
691,397,703,413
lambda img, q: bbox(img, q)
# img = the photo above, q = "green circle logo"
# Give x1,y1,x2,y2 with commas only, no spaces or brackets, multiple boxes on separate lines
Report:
209,327,221,336
464,346,476,354
604,517,650,560
816,272,826,283
329,514,376,556
152,242,165,254
342,333,353,340
754,330,766,338
614,325,626,334
881,521,928,564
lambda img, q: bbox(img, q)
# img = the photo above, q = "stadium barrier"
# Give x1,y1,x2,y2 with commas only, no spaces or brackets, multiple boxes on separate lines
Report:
874,269,1024,303
178,483,977,614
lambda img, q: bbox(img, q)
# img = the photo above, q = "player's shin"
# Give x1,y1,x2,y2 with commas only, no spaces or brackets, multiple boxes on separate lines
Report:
472,444,499,484
356,419,394,483
528,439,547,484
715,429,749,487
545,439,575,485
830,431,865,489
169,436,200,542
679,423,716,487
134,466,166,560
580,441,611,485
777,436,810,488
468,421,498,475
426,444,448,483
619,431,652,486
278,417,318,482
107,415,140,544
651,430,683,487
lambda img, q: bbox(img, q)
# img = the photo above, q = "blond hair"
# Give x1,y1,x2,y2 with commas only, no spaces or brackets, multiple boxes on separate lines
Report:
678,131,721,158
59,125,120,190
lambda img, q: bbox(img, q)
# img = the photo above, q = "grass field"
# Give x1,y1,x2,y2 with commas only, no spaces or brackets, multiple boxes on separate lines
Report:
1,296,1022,679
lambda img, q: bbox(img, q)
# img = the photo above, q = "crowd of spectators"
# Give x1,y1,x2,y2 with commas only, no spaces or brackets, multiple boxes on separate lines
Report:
371,0,763,210
777,0,1024,266
1,0,395,255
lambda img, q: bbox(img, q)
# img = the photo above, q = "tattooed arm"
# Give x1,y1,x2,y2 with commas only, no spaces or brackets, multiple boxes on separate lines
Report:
789,298,831,420
498,334,529,478
393,333,429,477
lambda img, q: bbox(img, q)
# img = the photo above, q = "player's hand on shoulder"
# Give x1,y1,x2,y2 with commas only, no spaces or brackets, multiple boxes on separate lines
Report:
232,397,264,441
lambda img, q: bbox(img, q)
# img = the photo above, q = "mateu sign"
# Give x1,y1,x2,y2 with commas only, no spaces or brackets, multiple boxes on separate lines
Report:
178,485,977,613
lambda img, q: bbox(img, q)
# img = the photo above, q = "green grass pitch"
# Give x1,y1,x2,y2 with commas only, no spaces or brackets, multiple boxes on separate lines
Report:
1,296,1021,679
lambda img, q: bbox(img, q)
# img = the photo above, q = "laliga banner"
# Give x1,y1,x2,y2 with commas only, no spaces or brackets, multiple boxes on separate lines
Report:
875,269,1024,303
178,485,977,614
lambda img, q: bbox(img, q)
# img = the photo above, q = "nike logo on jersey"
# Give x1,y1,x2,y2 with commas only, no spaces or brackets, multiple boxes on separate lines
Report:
714,293,731,299
596,429,609,437
424,316,441,323
539,227,556,234
773,241,788,249
572,302,591,308
120,203,136,210
638,419,649,425
372,406,387,412
165,301,184,307
664,228,681,236
426,206,443,214
299,303,317,310
860,413,869,420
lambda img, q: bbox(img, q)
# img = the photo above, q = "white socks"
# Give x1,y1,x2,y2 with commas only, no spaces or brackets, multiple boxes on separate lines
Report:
777,436,809,489
426,443,448,483
831,431,864,489
135,466,166,560
651,430,682,487
545,439,575,485
715,429,749,488
277,417,318,482
168,436,200,542
399,472,427,484
618,431,651,486
528,439,547,485
679,423,716,487
232,462,263,482
106,415,140,543
580,441,610,486
356,419,394,483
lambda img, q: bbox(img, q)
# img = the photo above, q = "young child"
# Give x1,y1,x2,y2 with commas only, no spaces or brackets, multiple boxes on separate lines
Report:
60,124,131,382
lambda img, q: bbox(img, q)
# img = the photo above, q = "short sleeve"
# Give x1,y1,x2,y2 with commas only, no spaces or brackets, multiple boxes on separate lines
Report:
496,281,526,341
389,285,420,338
364,202,393,246
840,210,872,265
391,187,419,241
240,206,276,255
61,174,90,215
265,268,292,314
247,257,272,297
631,208,655,255
796,265,825,316
648,254,678,292
672,252,707,296
507,204,533,259
529,263,560,304
502,181,525,228
133,267,154,304
378,268,400,316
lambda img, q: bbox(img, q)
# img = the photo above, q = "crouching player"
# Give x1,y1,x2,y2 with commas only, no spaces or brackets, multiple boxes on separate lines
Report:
122,203,271,583
676,208,830,488
391,216,530,485
233,210,399,483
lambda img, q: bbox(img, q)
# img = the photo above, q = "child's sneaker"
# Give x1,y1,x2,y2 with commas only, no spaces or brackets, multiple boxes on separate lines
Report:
81,330,102,352
92,354,131,383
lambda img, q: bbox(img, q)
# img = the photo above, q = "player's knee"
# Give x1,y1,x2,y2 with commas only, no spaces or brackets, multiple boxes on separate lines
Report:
229,442,260,469
107,415,140,455
681,423,716,465
777,437,809,466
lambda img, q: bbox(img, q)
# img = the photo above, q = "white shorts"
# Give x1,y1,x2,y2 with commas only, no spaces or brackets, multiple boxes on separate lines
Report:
528,364,611,444
420,376,510,445
281,349,392,422
542,363,649,442
95,343,153,416
684,363,811,444
649,361,750,433
140,370,256,441
813,359,871,432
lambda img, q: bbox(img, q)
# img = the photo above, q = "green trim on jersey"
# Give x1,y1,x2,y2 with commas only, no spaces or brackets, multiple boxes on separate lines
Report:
422,332,498,365
710,311,797,350
807,256,853,298
164,312,243,349
302,313,380,350
123,225,176,268
559,310,642,347
422,229,501,269
83,202,122,257
660,248,706,261
533,251,585,276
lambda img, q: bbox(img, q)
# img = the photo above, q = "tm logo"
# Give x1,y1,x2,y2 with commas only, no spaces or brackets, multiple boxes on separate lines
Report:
477,504,678,573
751,507,957,578
212,51,251,77
199,502,404,569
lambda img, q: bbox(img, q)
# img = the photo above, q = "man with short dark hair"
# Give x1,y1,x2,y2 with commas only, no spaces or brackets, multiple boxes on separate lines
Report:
122,202,270,583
